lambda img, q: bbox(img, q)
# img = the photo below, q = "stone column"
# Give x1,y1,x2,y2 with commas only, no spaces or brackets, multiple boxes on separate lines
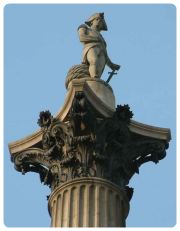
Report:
48,177,129,227
9,78,171,227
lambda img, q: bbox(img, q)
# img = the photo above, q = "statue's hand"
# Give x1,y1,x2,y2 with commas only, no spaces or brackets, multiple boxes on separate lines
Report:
110,63,121,71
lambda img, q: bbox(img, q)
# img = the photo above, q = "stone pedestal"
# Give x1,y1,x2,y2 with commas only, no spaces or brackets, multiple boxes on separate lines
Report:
48,177,129,227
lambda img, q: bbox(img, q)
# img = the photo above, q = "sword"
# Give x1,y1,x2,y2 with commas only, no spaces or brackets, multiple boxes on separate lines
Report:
106,69,118,83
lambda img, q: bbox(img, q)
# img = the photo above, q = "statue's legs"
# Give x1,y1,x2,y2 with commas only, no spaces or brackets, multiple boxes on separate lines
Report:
87,47,106,78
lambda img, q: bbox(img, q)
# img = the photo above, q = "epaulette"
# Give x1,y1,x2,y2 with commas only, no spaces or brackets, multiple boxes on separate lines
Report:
77,24,88,31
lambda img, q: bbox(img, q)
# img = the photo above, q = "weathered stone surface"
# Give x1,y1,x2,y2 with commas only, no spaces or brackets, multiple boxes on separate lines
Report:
65,64,90,89
8,78,171,228
48,177,129,227
78,13,120,79
8,78,171,155
8,12,172,228
84,79,116,112
10,92,170,193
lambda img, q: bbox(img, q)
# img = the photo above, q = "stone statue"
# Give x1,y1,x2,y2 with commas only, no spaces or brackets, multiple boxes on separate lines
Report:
78,12,120,78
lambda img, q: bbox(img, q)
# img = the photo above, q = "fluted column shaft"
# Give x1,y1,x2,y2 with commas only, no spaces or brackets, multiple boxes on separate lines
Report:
48,177,129,227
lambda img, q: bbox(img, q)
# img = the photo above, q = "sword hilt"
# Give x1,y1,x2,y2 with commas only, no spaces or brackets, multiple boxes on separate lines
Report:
106,70,117,83
108,71,117,75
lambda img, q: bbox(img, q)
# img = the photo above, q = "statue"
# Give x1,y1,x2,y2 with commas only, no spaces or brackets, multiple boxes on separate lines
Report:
8,11,171,227
78,13,120,79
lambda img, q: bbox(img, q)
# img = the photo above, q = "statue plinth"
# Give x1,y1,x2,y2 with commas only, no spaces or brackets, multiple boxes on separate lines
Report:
48,177,129,227
9,77,171,227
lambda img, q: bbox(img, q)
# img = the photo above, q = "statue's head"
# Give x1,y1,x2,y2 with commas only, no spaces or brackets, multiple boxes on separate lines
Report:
85,12,108,31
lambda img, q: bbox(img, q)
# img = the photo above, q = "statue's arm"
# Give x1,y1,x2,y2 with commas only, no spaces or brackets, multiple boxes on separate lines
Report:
106,55,121,71
78,26,100,43
106,56,113,67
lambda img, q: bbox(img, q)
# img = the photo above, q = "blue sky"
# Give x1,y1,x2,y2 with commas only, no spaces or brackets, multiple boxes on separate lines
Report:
4,3,176,227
